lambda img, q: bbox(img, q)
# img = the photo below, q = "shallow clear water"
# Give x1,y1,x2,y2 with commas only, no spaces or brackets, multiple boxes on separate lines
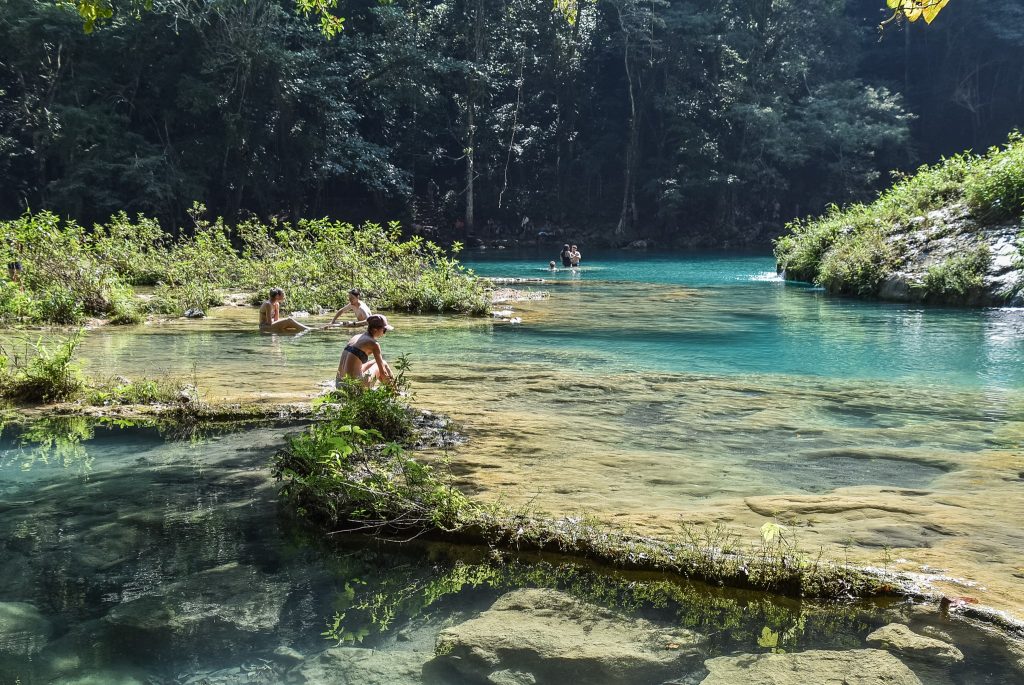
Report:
0,423,1019,684
2,251,1024,681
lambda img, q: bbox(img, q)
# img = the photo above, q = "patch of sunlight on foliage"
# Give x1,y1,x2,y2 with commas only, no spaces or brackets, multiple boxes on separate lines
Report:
0,206,488,325
774,132,1024,297
886,0,950,25
919,243,991,300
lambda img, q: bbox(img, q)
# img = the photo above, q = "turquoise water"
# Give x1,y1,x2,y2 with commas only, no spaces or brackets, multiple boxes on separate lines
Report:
0,423,1020,684
463,250,1024,389
2,252,1024,684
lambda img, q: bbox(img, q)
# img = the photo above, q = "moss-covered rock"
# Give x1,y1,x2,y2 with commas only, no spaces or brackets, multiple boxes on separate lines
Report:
775,134,1024,306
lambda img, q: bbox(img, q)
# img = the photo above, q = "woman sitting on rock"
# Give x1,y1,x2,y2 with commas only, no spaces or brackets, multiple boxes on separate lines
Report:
336,314,395,389
258,288,312,333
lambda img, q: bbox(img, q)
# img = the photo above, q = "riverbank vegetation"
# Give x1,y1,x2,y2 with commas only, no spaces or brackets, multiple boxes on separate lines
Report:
774,132,1024,302
0,331,197,406
274,390,886,601
0,208,488,325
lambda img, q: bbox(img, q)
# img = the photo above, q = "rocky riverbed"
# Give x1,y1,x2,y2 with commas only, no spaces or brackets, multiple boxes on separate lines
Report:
44,587,1012,685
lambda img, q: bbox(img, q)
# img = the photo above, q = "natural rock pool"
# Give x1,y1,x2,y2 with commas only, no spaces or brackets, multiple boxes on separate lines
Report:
0,422,1021,684
2,251,1023,682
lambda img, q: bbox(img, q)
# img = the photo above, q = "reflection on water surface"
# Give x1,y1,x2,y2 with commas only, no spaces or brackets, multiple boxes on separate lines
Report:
0,424,1020,684
2,252,1024,680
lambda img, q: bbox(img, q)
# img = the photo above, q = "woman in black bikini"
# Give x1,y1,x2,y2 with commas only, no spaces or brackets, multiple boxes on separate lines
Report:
336,314,395,388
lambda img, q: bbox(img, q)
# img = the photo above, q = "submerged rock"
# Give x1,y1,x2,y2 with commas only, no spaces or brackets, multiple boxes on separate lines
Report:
104,562,287,636
428,588,704,685
865,623,963,665
700,649,923,685
0,601,51,656
50,668,148,685
293,646,431,685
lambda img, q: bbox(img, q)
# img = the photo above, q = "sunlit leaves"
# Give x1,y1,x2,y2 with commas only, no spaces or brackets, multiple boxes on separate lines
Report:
760,521,786,544
552,0,579,25
61,0,345,36
885,0,950,25
757,626,781,651
72,0,115,34
295,0,346,37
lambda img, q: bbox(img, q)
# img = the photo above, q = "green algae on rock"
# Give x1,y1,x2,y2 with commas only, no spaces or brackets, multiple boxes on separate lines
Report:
273,404,890,601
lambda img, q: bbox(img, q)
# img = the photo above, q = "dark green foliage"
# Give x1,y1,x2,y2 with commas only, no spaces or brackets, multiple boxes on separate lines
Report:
0,0,929,245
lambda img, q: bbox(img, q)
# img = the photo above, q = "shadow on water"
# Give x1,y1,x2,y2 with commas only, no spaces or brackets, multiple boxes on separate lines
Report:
0,421,1021,684
756,452,951,494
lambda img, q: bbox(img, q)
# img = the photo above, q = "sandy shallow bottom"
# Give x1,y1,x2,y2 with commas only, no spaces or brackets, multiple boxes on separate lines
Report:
7,285,1024,624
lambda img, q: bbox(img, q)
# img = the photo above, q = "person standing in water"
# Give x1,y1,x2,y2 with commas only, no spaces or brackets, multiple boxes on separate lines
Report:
6,238,23,284
336,314,396,388
330,288,371,326
570,244,582,268
258,288,312,333
559,244,572,267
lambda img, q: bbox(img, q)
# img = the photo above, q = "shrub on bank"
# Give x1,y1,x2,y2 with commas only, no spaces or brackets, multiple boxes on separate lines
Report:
1,212,145,324
964,132,1024,220
0,332,85,403
919,243,992,300
775,132,1023,298
235,217,487,315
0,208,488,325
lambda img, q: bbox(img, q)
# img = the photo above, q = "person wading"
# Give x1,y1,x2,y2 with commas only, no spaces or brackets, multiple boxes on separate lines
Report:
330,288,371,326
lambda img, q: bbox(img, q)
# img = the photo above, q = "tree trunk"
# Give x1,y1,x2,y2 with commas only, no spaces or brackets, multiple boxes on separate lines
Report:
465,0,484,232
616,4,639,238
466,102,475,231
